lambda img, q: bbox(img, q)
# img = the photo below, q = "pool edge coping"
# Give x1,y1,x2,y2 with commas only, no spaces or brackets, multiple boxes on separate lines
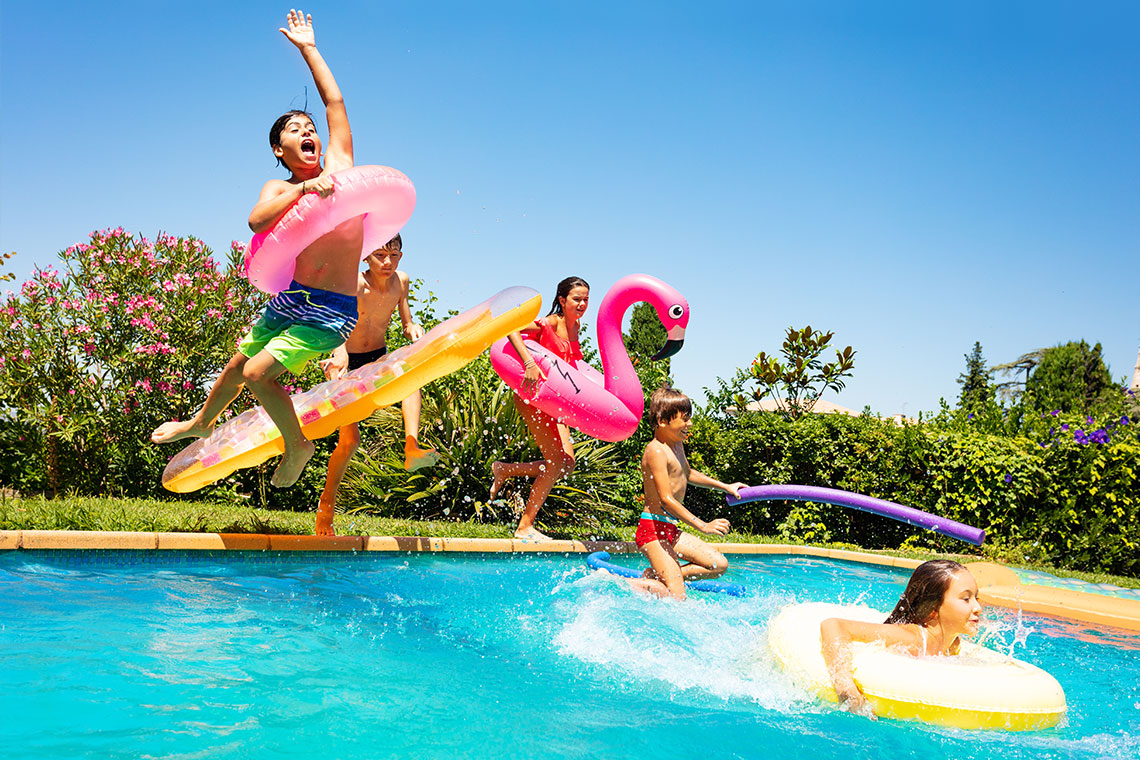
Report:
4,530,1138,631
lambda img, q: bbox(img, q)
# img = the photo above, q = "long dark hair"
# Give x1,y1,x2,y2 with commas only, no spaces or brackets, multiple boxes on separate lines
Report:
546,276,590,316
884,560,967,625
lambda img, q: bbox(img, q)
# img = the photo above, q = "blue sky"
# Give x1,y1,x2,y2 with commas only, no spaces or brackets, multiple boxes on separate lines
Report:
2,1,1137,415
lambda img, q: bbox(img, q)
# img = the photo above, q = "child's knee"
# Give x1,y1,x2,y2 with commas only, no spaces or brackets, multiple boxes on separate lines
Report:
559,452,576,477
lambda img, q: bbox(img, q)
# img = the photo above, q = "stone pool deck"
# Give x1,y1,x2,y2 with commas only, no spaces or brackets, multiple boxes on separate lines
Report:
3,529,1138,632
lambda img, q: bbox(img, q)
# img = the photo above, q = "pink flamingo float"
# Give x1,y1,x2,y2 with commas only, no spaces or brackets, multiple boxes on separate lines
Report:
490,273,689,442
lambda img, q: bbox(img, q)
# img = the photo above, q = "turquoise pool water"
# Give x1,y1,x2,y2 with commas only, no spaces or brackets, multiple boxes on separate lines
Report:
1,551,1137,759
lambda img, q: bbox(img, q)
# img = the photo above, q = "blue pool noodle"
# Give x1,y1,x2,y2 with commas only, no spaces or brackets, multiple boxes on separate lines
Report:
586,551,747,596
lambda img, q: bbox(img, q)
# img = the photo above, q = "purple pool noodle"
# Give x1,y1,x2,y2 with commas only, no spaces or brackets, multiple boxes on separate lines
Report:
726,485,985,546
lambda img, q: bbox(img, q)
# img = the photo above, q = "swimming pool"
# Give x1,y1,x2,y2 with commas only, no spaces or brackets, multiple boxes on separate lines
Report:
2,551,1137,759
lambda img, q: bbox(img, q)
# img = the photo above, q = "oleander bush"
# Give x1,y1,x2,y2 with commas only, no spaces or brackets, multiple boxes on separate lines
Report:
0,229,265,497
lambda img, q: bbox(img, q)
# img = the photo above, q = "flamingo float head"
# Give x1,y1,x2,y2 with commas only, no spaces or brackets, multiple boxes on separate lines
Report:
597,273,690,363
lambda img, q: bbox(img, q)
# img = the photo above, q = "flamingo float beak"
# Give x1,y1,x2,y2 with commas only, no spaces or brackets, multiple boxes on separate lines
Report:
651,326,686,360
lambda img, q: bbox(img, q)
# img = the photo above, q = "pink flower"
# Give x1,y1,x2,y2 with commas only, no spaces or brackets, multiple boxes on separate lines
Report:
21,348,31,359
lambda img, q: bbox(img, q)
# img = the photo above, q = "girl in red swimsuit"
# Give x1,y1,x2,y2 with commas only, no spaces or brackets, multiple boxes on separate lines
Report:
489,276,589,541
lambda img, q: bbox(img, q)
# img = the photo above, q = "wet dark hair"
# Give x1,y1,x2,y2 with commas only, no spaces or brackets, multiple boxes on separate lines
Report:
381,233,402,252
884,559,968,626
649,386,692,425
546,276,590,316
269,110,315,168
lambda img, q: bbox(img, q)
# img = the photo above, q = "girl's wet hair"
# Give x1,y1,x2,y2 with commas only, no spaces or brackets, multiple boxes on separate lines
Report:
648,386,692,425
546,276,590,316
269,110,315,167
884,559,968,626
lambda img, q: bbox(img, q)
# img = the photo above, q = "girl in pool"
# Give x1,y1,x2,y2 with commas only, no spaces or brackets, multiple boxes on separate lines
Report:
489,276,589,541
820,559,982,717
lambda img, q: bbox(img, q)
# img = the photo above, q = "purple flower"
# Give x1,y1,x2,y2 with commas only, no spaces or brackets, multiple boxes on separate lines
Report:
1051,409,1060,417
1122,416,1130,426
1004,474,1013,484
967,413,974,420
1086,416,1095,425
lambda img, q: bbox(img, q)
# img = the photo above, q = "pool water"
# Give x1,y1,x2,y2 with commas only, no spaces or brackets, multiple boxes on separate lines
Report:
1,551,1137,759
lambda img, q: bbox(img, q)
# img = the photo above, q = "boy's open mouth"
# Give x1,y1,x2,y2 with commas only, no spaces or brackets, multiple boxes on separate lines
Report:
301,139,316,156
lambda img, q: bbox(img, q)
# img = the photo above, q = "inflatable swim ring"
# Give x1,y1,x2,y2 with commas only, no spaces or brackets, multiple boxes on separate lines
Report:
162,286,541,493
586,551,747,596
767,601,1066,730
728,485,985,545
490,274,688,442
245,165,416,294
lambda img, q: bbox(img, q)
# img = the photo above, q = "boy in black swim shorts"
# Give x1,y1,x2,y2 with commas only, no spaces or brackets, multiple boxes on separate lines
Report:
313,234,438,535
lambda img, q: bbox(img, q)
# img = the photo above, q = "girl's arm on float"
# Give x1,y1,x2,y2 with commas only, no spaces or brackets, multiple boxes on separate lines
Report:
396,272,423,341
507,332,545,386
820,618,919,716
644,447,729,536
280,11,353,171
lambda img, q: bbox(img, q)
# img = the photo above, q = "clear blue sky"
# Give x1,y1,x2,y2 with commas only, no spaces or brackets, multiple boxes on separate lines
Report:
2,1,1137,415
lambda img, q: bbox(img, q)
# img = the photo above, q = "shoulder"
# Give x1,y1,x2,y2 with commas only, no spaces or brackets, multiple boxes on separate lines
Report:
396,270,411,290
642,439,668,464
258,178,295,198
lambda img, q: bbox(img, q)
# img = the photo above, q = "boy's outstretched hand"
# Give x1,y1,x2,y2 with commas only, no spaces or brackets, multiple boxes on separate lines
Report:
723,482,747,500
280,9,316,49
701,518,731,536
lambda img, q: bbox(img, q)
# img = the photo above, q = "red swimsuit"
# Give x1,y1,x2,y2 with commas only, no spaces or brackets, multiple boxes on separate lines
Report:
534,318,582,363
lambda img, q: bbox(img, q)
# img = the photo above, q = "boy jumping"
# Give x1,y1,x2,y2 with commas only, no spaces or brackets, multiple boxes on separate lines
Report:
152,10,365,488
314,234,439,535
630,388,747,600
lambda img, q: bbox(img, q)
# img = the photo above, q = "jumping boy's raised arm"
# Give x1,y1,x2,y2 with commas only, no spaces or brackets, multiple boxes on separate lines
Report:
280,9,353,171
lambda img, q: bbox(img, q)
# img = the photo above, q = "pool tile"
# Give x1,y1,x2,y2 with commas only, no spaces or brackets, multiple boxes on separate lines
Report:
217,533,270,551
827,548,895,566
21,530,157,550
156,533,229,550
268,535,364,551
441,538,513,552
0,530,20,550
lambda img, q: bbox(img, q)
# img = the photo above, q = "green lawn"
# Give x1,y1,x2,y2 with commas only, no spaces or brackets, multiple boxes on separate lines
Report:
1,494,1136,589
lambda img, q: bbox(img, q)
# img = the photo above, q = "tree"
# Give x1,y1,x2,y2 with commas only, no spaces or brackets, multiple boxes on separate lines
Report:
956,341,994,412
624,301,669,372
991,349,1044,404
1025,340,1116,415
748,326,856,419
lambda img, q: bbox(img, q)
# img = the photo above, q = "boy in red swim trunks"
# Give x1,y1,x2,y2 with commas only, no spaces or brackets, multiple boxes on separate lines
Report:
313,233,438,535
631,388,746,600
152,10,367,489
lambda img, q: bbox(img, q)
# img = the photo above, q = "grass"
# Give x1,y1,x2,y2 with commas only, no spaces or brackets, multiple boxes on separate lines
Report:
2,494,1136,589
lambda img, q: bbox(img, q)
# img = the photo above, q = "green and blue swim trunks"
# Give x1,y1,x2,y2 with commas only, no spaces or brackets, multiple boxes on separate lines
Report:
238,281,358,374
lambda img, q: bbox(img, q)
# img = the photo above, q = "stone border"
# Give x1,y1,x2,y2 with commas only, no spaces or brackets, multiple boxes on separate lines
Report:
3,530,1137,631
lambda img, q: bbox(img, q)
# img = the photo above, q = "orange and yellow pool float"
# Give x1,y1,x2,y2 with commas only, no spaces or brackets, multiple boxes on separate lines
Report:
162,286,541,492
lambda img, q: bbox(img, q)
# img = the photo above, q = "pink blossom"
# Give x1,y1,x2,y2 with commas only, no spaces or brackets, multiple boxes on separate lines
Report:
21,349,31,359
83,342,96,355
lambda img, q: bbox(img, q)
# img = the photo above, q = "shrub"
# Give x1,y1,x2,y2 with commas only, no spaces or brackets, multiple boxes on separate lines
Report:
0,230,262,496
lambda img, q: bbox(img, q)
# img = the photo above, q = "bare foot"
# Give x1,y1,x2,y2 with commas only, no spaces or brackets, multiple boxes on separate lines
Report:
315,502,336,536
150,418,214,444
404,437,440,471
489,461,507,501
513,526,553,542
271,439,316,487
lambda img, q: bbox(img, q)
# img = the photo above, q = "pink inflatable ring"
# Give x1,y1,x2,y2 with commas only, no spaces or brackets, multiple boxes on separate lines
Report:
244,165,416,294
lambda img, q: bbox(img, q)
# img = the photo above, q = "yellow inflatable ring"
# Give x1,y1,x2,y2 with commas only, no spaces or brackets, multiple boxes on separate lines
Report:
767,602,1066,731
162,286,541,493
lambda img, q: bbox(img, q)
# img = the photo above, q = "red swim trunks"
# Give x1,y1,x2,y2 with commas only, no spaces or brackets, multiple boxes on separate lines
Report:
635,514,681,547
